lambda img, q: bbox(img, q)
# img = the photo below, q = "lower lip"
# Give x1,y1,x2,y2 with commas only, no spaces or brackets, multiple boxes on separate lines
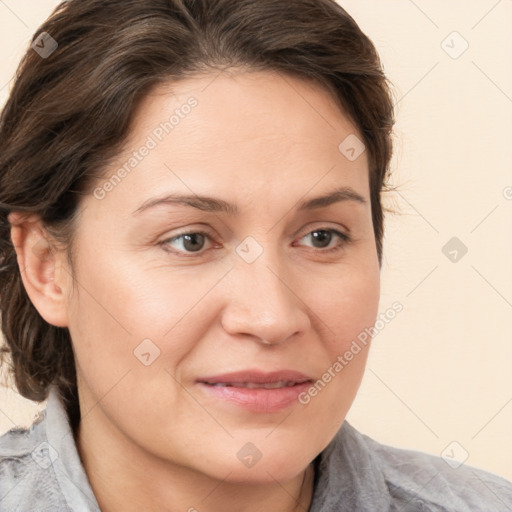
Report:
197,382,312,413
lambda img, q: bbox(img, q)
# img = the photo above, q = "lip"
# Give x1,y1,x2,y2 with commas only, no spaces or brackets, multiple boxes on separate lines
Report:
196,370,313,413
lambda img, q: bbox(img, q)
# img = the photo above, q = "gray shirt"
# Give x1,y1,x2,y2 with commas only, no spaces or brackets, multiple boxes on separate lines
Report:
1,385,511,511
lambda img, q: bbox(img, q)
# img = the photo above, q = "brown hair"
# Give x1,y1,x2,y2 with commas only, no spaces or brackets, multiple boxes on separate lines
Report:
0,0,395,424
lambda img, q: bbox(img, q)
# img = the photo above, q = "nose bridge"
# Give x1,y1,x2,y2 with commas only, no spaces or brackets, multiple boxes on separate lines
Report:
221,236,309,343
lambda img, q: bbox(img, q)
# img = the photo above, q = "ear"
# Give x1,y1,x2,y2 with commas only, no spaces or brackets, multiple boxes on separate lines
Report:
8,212,71,328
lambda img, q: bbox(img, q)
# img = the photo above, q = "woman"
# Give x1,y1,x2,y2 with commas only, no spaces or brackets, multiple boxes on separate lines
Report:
0,0,511,510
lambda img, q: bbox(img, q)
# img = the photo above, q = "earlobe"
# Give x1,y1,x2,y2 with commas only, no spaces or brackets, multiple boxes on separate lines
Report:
8,212,70,328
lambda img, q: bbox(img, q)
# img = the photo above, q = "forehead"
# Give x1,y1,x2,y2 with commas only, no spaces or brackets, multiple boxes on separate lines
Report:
90,69,369,216
130,69,361,153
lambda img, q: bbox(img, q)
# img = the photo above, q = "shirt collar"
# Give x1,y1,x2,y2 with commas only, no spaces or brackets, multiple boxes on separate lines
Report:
309,421,392,511
45,385,101,511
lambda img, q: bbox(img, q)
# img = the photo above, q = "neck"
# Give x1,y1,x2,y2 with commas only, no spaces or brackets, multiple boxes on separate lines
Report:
75,415,315,512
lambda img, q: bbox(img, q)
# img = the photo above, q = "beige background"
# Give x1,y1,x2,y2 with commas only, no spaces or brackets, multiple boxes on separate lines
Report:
1,0,511,481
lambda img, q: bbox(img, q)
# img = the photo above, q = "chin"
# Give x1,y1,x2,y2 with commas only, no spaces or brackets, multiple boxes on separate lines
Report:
201,437,317,485
220,458,311,485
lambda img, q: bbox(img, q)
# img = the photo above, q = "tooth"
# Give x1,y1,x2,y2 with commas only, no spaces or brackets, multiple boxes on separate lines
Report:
264,381,286,389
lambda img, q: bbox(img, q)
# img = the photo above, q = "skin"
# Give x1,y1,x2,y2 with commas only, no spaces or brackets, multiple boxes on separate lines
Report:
10,69,380,512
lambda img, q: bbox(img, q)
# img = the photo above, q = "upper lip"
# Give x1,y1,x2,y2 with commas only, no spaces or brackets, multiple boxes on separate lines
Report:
197,370,313,385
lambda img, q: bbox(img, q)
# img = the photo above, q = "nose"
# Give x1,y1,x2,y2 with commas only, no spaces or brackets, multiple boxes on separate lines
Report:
220,246,311,347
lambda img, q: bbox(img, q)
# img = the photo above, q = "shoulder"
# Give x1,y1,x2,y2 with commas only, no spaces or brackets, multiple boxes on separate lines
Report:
0,411,71,511
351,423,512,511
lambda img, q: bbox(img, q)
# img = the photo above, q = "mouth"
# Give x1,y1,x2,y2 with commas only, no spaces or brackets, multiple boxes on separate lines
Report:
196,370,314,413
197,369,313,387
203,380,308,389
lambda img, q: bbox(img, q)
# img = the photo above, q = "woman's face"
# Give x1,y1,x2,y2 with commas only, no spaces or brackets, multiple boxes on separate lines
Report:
64,69,380,482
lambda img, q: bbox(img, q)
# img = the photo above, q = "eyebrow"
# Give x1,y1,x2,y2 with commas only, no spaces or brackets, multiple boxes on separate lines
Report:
132,186,367,216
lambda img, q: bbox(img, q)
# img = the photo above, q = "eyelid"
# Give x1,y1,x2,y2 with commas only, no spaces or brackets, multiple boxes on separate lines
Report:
296,221,350,238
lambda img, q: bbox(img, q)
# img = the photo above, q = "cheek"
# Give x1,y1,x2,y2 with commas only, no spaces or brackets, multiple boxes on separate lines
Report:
312,262,379,383
66,250,225,388
310,258,380,353
293,263,379,439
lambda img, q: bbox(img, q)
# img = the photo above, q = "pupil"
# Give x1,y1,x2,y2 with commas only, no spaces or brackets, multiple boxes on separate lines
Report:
312,230,331,248
183,233,204,252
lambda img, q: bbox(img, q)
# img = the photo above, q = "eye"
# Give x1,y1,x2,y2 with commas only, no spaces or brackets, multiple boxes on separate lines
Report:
295,228,351,253
161,230,213,255
161,227,351,257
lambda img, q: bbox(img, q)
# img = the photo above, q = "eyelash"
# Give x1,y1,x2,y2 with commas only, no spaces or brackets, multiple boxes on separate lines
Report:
160,228,351,257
